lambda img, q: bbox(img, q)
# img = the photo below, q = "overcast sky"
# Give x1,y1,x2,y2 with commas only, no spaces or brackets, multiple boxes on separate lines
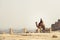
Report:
0,0,60,30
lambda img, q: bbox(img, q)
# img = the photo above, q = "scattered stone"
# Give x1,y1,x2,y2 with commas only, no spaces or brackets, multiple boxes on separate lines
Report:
52,35,58,38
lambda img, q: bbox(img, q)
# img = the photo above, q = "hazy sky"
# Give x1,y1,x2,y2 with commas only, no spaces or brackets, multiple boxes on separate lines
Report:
0,0,60,30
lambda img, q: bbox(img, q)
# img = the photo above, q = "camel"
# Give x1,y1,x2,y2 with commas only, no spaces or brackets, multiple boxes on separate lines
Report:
35,18,45,31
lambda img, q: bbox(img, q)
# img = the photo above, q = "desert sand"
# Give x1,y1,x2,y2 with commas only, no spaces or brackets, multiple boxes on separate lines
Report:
0,32,60,40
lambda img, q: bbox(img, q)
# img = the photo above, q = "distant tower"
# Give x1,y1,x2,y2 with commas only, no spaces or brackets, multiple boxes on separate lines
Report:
9,27,13,34
35,18,45,32
23,27,27,33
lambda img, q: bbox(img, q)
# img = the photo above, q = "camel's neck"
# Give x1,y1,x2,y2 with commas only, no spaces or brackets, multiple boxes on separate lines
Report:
35,22,38,27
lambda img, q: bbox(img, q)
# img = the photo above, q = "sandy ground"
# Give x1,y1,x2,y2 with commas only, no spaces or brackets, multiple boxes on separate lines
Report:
0,32,60,40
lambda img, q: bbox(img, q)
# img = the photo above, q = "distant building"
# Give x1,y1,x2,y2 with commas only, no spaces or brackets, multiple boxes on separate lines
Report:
9,27,14,34
51,19,60,31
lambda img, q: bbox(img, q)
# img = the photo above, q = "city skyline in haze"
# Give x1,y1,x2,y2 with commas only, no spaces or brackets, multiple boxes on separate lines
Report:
0,0,60,30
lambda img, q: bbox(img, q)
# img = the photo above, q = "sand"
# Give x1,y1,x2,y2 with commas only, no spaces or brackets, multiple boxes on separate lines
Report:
0,32,60,40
